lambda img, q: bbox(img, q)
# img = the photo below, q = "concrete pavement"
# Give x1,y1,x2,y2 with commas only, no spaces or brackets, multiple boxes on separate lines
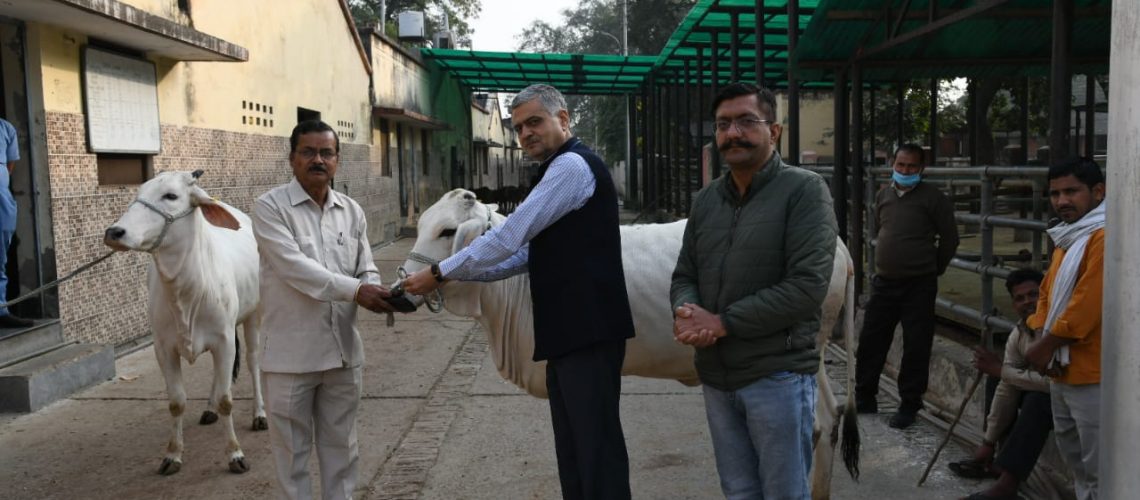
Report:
0,237,982,499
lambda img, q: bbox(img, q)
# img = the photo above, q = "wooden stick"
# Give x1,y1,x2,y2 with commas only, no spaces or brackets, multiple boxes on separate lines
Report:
917,371,985,487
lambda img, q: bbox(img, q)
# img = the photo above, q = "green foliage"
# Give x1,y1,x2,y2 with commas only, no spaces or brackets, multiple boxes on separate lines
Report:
514,0,695,165
861,80,968,152
348,0,481,47
859,78,1055,164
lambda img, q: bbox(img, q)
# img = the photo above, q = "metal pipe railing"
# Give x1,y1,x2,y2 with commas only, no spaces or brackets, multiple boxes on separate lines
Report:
956,213,1048,231
776,164,1054,338
937,297,1017,334
948,258,1013,280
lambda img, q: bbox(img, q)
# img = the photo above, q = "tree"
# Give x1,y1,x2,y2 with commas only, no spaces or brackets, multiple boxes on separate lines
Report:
348,0,481,47
859,79,967,162
514,0,695,166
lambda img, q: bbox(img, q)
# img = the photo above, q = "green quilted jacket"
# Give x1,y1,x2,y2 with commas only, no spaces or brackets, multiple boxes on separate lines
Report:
670,152,838,391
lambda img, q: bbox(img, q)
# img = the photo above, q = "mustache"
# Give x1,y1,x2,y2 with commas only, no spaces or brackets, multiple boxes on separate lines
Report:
719,139,756,151
307,165,328,173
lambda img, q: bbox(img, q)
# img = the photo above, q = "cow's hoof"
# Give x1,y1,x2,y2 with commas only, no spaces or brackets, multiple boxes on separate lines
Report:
199,410,218,425
229,456,249,474
158,458,182,475
252,416,268,431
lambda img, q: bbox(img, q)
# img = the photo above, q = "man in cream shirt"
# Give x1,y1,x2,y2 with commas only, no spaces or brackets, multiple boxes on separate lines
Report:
254,120,397,500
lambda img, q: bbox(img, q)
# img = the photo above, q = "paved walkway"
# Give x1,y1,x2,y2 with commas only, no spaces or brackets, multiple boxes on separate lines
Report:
0,237,983,499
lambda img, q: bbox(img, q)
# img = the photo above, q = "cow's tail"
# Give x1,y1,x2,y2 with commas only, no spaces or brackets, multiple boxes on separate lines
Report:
840,268,860,480
232,335,241,383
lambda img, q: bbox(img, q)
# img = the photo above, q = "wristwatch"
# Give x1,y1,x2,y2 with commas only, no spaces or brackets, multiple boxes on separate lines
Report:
430,263,445,283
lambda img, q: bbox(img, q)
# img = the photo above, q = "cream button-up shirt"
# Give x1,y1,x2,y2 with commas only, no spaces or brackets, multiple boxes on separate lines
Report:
253,178,381,373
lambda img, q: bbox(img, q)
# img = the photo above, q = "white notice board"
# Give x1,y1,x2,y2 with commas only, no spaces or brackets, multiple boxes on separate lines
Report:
82,47,162,154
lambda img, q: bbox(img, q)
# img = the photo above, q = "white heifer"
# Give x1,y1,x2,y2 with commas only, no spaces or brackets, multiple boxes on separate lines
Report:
104,170,266,476
400,189,859,498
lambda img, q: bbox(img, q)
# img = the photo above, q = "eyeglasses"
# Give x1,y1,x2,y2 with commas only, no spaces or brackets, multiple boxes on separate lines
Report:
295,148,338,160
714,117,772,133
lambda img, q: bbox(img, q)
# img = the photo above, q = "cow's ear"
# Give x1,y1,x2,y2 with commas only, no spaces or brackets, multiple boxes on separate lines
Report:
201,204,241,230
188,185,217,206
189,186,240,230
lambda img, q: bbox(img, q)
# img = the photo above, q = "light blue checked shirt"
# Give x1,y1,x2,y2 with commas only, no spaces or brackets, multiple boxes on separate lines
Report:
439,141,596,282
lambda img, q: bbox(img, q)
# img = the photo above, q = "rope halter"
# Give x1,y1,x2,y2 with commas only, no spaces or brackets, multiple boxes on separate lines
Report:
395,258,443,313
130,198,196,252
396,203,496,314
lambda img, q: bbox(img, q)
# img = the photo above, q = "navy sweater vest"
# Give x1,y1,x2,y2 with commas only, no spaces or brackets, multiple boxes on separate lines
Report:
527,138,635,361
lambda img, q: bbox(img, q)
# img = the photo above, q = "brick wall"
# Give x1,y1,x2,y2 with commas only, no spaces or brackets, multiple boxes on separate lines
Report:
46,112,401,346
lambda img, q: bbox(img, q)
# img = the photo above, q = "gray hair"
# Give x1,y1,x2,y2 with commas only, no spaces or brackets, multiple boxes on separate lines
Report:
510,84,567,117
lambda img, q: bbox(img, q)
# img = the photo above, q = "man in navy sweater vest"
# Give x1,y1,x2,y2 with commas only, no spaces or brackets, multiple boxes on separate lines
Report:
405,84,635,499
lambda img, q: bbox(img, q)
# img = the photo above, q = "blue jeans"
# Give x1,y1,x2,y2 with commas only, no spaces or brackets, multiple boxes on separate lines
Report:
0,229,11,316
703,372,817,500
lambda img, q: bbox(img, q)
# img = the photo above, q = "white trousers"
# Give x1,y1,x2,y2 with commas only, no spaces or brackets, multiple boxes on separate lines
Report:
1051,382,1100,500
264,366,362,500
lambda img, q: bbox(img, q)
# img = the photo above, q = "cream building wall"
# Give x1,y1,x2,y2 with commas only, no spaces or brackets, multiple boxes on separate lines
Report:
469,98,521,191
40,1,372,140
28,0,397,346
777,90,837,165
365,31,472,219
372,39,429,116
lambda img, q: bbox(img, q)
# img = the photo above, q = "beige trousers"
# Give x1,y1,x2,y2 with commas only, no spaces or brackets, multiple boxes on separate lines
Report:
1051,382,1100,500
263,366,362,500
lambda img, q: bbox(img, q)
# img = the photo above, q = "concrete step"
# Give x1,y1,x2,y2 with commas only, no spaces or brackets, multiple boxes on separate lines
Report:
0,343,115,413
0,319,64,366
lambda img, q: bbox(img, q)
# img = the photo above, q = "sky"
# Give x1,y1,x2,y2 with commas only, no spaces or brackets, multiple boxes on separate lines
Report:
467,0,579,52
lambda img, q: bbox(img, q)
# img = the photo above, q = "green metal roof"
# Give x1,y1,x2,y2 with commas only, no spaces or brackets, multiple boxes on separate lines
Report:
422,0,1111,95
653,0,825,87
794,0,1111,82
421,49,658,95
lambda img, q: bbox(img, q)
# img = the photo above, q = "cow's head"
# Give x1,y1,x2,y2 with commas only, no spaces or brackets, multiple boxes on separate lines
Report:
104,170,237,252
393,189,502,311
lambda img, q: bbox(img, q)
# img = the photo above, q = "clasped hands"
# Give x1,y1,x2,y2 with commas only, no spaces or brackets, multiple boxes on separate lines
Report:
673,303,725,348
402,267,443,296
1024,331,1066,377
355,283,399,314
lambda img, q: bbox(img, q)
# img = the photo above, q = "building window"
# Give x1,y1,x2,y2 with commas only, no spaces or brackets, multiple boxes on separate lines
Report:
97,154,152,185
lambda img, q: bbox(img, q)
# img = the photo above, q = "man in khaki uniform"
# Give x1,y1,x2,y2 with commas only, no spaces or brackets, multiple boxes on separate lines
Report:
254,120,397,500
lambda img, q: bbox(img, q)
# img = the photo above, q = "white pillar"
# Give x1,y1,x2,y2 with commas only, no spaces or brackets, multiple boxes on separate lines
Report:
1101,1,1140,497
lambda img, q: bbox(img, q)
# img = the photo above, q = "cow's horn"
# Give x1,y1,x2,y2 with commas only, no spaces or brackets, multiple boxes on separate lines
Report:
191,169,205,179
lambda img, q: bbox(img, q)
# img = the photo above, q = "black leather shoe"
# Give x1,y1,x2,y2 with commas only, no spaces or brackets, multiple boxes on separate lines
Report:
0,314,34,328
889,410,917,429
855,399,878,414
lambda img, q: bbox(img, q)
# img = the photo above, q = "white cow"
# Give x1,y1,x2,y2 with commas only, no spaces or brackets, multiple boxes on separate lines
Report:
399,189,860,499
104,170,266,476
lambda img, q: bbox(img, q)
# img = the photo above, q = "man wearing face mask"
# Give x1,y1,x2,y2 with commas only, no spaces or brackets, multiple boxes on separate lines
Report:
854,143,959,429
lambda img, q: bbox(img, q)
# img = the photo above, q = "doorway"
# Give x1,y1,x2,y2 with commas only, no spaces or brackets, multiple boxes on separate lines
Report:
0,19,55,338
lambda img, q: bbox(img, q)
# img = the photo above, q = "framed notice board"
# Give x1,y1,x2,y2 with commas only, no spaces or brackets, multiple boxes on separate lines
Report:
82,47,162,154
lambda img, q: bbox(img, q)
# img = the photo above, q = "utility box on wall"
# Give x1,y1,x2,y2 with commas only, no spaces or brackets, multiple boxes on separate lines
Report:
397,11,425,41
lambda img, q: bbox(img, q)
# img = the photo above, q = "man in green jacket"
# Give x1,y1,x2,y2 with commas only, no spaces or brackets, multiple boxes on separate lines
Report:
671,82,837,499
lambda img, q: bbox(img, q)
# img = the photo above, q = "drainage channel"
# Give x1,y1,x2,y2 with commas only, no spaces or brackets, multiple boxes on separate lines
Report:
363,322,488,500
